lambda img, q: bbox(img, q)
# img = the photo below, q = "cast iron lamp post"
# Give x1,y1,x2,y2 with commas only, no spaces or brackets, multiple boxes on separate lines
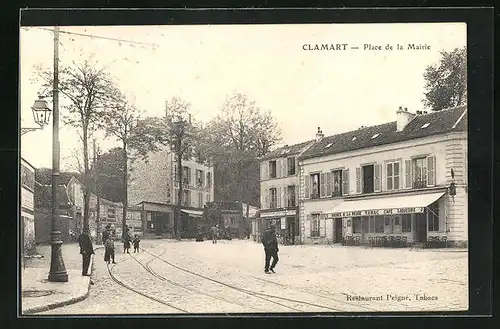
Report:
21,96,52,135
47,26,68,282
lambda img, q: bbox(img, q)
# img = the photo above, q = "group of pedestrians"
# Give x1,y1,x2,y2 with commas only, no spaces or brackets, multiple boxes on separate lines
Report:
78,223,280,277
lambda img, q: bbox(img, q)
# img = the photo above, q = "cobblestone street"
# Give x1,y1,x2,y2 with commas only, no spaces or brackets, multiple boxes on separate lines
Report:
40,239,468,314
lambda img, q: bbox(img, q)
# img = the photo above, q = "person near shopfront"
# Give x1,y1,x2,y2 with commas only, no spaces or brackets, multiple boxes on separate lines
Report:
210,224,219,244
102,224,111,245
132,234,140,253
78,230,94,276
104,234,116,264
261,224,279,274
123,225,132,253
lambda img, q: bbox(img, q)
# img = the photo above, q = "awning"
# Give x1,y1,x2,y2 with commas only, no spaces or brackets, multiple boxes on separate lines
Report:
181,209,204,217
327,192,445,218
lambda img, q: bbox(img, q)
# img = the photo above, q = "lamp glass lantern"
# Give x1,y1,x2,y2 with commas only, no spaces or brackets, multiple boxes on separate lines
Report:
31,96,52,128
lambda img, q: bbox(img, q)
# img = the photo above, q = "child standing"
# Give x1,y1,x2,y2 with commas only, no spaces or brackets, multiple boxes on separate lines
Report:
104,236,116,264
133,234,140,253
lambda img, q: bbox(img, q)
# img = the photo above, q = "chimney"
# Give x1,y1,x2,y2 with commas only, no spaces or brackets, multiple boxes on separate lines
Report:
396,106,415,131
315,127,324,141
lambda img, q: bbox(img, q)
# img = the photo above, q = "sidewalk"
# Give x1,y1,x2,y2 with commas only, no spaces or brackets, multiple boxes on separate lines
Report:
21,242,101,315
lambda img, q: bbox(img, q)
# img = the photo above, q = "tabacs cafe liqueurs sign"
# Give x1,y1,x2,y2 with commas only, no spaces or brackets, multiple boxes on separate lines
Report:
329,207,424,218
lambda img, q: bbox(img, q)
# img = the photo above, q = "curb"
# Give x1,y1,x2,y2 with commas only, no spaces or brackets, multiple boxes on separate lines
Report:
23,246,104,315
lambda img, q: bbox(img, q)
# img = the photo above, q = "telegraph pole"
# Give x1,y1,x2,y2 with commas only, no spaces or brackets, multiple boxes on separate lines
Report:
93,138,102,244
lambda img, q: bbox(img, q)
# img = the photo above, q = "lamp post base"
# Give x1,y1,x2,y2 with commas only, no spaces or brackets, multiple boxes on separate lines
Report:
48,232,68,282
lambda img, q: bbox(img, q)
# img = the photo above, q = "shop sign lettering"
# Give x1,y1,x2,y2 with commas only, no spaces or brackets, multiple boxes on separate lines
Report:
330,207,424,218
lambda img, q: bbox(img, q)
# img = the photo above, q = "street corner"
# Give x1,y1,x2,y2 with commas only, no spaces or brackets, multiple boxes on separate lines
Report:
21,268,92,315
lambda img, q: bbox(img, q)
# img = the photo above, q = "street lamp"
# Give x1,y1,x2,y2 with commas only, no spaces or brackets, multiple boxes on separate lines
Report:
47,26,68,282
20,96,52,135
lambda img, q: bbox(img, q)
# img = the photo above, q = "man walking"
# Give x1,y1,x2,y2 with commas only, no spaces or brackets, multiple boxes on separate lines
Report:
261,224,279,274
102,224,111,245
78,230,94,276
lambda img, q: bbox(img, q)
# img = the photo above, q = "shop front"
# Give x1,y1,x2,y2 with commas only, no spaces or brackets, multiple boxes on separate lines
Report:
327,191,447,246
260,208,299,245
139,202,174,238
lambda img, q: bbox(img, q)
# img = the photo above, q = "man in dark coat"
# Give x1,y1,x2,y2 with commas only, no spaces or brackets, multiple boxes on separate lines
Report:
78,230,94,276
261,224,279,274
102,225,111,245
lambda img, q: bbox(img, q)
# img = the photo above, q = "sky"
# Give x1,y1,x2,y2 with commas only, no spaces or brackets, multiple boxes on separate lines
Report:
19,23,466,171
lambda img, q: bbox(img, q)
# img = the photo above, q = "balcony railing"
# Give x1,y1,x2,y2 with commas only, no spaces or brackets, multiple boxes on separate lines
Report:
269,201,277,209
311,192,320,199
412,180,427,189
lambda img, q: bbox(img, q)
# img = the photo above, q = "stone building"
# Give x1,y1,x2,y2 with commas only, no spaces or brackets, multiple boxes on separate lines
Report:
297,106,467,247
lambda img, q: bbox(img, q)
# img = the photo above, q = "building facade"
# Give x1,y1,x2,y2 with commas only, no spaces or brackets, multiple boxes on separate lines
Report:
298,106,468,247
258,140,315,244
20,158,36,254
128,144,214,239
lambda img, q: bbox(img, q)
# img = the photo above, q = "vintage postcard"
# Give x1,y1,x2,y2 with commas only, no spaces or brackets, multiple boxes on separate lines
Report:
19,20,469,315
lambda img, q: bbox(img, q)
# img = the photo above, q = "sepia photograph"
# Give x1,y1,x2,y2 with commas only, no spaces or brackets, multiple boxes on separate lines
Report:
19,19,469,315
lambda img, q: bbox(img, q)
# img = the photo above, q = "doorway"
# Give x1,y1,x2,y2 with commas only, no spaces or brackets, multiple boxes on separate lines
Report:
334,218,343,243
414,213,427,243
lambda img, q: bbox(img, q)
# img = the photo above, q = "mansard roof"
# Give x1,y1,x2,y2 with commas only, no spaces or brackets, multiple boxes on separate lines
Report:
299,105,467,160
260,140,315,161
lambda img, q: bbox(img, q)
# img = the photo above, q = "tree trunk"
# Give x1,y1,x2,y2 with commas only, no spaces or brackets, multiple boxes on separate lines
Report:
82,126,91,233
176,144,182,240
122,141,128,241
238,160,244,239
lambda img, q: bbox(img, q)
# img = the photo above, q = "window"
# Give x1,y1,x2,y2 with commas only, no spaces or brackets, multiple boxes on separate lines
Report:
196,169,204,187
182,190,191,206
332,170,343,196
386,162,400,190
287,157,296,175
311,214,320,237
269,161,277,178
384,215,393,233
353,218,361,233
182,166,191,185
427,202,439,232
394,216,400,226
269,188,277,208
412,158,427,188
287,185,296,207
206,172,212,188
362,165,374,193
21,164,35,191
364,216,375,233
206,193,210,203
375,216,384,233
310,173,320,199
198,192,203,208
402,214,411,232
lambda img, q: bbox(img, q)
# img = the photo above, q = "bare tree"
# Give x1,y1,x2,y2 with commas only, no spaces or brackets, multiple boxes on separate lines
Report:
35,59,121,233
163,97,198,240
202,93,281,238
100,96,166,240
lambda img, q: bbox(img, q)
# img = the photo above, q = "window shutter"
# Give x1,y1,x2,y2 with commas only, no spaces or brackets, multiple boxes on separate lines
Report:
295,157,298,176
427,155,436,186
326,172,332,196
374,163,381,192
305,214,312,237
342,169,349,195
405,160,412,188
319,213,326,237
320,173,326,197
264,189,269,209
356,167,361,194
284,187,288,208
277,187,282,208
305,174,311,199
282,158,287,177
294,185,299,206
